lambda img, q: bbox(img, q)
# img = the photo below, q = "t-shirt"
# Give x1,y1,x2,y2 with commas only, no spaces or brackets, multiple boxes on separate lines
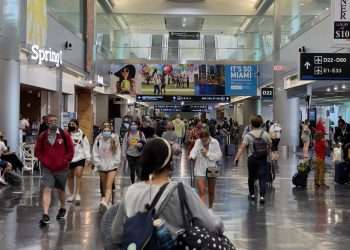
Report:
0,141,8,156
243,129,272,157
269,124,282,139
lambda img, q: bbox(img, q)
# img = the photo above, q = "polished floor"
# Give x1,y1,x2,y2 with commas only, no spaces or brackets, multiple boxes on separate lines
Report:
1,152,350,250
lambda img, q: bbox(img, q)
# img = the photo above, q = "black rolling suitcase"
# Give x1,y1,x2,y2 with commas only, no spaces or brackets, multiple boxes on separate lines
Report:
267,162,276,185
292,172,308,188
335,162,350,184
226,144,235,157
292,161,311,188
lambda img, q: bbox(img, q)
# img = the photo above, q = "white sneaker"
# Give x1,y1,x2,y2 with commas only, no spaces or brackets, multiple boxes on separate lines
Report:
0,176,8,185
23,165,32,171
75,194,81,205
67,195,75,202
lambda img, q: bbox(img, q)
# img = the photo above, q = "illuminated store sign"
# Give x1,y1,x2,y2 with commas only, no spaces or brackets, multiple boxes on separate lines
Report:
30,44,63,67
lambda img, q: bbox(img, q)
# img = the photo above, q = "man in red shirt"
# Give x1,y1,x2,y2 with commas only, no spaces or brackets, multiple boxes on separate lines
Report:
35,114,74,227
314,119,329,189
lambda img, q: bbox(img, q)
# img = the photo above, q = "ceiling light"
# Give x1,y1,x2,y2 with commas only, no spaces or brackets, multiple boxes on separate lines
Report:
342,84,346,89
300,3,305,6
334,86,338,91
326,88,331,92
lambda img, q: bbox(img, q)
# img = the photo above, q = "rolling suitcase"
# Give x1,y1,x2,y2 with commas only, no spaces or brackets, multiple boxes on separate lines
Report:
292,172,308,188
335,162,350,184
226,144,235,157
267,162,275,185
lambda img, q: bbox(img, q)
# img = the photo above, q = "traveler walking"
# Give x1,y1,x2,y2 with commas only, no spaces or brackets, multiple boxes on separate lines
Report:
301,120,312,159
93,122,121,213
269,121,282,165
172,114,185,145
189,130,222,208
111,137,224,248
34,114,74,226
314,119,329,189
334,119,350,161
66,119,91,205
234,115,271,204
122,121,146,184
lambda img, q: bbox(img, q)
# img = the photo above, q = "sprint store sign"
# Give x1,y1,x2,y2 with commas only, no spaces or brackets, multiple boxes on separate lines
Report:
30,44,63,67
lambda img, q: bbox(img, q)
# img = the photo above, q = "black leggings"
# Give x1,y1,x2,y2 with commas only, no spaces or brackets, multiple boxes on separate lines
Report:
248,156,267,197
127,155,141,184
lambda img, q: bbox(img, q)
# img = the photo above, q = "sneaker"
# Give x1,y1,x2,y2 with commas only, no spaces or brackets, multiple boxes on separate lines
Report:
23,165,32,171
320,184,330,189
260,196,265,204
56,208,66,220
99,201,108,214
75,194,81,205
0,176,8,185
39,214,50,227
67,195,75,203
249,194,256,201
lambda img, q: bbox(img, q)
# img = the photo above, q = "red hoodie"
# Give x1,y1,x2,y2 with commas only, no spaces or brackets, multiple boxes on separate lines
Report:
315,120,327,160
35,129,74,172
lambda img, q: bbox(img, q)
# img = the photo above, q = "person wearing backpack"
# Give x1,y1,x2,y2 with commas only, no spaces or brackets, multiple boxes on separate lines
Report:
110,138,224,249
234,115,271,204
122,120,146,184
34,114,74,227
66,119,91,205
93,122,121,213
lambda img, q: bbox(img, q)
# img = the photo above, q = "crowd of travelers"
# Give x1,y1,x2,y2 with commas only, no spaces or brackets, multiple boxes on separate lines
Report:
2,111,350,249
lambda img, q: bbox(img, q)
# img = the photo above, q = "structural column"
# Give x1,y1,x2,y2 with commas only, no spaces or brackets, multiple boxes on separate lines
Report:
273,0,299,150
0,0,21,152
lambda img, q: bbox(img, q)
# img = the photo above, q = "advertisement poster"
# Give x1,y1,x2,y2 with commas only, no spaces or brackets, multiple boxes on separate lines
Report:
225,65,258,96
332,0,350,46
140,64,197,96
111,64,197,96
195,65,226,95
27,0,47,46
61,112,77,129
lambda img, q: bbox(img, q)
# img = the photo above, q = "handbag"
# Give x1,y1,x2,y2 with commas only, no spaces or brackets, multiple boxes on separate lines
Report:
206,167,219,178
175,183,236,250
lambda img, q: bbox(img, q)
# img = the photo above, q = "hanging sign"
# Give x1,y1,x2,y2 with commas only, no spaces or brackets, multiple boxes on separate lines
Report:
332,0,350,44
261,87,274,99
30,44,63,67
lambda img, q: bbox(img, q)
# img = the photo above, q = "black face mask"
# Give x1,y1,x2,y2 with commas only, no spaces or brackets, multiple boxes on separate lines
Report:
68,126,75,132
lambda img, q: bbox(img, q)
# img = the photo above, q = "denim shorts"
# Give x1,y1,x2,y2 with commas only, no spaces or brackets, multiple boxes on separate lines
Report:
41,167,69,191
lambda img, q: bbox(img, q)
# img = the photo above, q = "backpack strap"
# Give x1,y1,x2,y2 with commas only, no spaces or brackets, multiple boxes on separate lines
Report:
58,128,68,152
146,182,170,212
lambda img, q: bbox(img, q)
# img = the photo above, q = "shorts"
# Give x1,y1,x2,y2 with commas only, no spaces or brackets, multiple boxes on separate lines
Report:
41,167,69,191
271,139,280,152
69,159,86,169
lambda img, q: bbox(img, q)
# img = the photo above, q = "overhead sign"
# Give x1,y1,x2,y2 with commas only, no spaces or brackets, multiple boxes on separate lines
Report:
154,104,208,112
261,87,274,99
332,0,350,44
169,32,200,40
30,44,63,67
225,65,258,96
136,95,230,103
300,53,350,80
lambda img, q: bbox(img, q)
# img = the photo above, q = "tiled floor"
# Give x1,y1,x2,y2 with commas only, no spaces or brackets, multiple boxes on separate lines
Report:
1,152,350,250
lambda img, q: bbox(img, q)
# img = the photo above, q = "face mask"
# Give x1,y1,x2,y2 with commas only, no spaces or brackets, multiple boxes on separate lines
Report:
49,123,58,131
68,126,75,132
103,131,112,138
124,123,130,129
130,125,138,132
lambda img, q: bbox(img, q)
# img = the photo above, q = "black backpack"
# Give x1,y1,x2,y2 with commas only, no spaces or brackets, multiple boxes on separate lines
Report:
121,183,170,250
249,130,268,159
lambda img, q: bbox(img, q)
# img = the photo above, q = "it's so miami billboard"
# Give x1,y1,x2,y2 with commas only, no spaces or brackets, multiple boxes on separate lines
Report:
225,65,258,96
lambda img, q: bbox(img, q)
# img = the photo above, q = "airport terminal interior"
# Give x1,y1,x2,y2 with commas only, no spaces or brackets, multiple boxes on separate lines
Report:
1,0,350,249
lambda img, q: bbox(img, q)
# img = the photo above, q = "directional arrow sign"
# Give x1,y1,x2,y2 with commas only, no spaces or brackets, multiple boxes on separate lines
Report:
304,62,311,69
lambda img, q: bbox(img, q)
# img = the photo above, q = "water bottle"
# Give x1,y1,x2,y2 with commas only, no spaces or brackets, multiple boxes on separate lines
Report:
154,219,175,250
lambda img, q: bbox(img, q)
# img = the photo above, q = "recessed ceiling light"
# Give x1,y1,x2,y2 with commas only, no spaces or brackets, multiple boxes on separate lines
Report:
326,88,331,92
334,86,338,91
342,84,346,89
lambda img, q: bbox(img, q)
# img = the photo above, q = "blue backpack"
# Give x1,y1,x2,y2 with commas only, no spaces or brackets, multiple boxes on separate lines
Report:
121,183,170,250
